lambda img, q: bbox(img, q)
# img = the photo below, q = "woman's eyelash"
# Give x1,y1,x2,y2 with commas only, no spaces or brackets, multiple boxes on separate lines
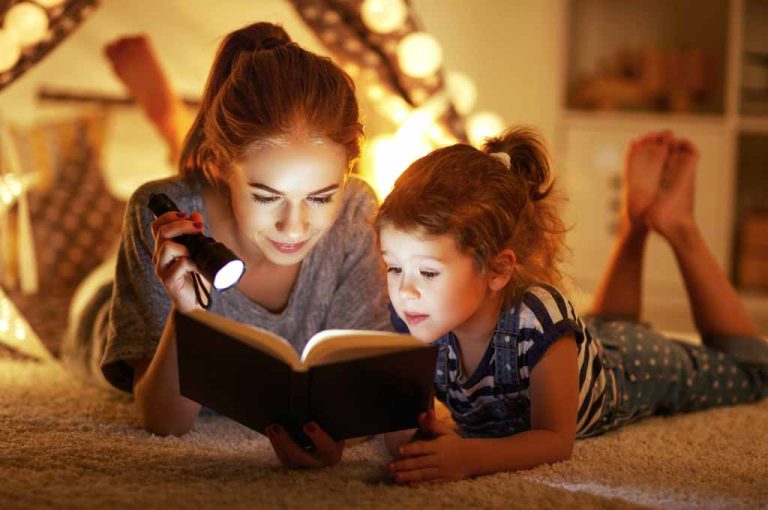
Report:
387,267,402,274
421,271,439,279
308,195,334,205
251,194,280,204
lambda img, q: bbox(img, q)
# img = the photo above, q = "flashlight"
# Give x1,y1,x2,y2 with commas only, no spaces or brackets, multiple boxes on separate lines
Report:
147,193,245,291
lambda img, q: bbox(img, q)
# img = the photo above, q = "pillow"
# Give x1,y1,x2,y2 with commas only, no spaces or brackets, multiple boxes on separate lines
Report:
1,115,125,356
9,114,125,292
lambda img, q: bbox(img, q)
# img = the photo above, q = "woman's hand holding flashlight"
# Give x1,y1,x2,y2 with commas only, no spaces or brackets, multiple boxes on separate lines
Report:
150,209,210,313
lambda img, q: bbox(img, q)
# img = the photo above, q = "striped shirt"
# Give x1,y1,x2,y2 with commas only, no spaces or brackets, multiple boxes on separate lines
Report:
393,284,610,438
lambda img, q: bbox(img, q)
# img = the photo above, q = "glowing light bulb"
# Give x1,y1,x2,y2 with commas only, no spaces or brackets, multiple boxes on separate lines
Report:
35,0,66,7
5,2,49,46
467,111,505,147
367,132,432,199
397,32,442,78
0,29,21,72
14,322,26,341
446,71,477,115
378,95,411,124
361,0,407,34
367,84,386,102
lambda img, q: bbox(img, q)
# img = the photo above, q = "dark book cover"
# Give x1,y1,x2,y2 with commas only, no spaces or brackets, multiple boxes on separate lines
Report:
174,310,438,442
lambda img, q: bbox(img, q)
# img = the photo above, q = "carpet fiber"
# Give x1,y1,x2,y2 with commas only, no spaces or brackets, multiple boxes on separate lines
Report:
2,342,767,509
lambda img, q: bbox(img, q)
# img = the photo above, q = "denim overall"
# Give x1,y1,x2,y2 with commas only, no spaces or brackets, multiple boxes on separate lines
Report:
434,304,534,438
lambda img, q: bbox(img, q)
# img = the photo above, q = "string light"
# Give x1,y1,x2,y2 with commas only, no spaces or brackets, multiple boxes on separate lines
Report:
4,2,49,47
0,0,99,91
0,29,21,72
397,32,443,78
360,0,407,34
35,0,67,7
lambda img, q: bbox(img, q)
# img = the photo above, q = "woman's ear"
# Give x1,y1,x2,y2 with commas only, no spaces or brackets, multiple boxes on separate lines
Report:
488,249,516,292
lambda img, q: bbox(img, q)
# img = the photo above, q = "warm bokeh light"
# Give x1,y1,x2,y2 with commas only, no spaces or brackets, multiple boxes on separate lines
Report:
5,2,49,46
360,0,407,34
0,29,21,72
397,32,443,78
0,293,28,343
378,94,411,123
467,110,505,147
365,133,432,199
35,0,67,8
363,98,452,199
446,71,477,115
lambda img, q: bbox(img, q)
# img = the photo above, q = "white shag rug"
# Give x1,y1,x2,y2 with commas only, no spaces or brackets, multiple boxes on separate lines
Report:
2,344,767,509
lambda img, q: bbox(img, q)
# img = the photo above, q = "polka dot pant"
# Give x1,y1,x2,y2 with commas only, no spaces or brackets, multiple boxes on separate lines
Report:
585,317,768,432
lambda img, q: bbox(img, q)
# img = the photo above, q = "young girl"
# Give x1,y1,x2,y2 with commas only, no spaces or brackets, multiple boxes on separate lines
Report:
94,23,390,469
376,128,768,484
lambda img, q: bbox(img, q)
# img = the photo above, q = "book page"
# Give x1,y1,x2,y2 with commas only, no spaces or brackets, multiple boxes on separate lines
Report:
301,330,426,367
185,310,302,370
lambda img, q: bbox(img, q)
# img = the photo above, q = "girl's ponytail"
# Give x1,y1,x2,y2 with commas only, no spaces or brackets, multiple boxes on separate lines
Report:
482,127,552,203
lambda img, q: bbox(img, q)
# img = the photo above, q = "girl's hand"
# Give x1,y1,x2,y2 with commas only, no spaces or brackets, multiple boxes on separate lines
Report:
150,210,209,313
388,410,473,485
266,422,344,469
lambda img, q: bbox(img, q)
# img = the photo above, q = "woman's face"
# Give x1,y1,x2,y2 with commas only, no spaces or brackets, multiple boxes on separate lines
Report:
228,137,348,265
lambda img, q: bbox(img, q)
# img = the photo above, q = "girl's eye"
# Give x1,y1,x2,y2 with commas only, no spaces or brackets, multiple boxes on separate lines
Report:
251,194,280,204
307,195,334,205
420,271,439,279
387,267,402,275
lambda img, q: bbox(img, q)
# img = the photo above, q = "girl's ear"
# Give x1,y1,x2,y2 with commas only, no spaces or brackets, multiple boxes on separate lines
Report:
488,249,516,292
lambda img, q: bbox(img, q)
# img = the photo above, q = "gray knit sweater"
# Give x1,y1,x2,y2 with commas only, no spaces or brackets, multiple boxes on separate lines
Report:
101,173,391,393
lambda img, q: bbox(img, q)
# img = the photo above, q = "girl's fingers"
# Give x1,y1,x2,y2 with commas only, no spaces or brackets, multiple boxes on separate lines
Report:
388,454,437,473
408,479,445,488
398,440,437,458
393,467,442,484
420,410,453,436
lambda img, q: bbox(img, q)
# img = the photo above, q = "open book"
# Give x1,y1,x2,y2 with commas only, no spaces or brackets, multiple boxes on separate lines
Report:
174,309,438,443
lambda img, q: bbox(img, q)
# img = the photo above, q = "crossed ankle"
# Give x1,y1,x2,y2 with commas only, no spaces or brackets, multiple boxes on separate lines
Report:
661,220,702,249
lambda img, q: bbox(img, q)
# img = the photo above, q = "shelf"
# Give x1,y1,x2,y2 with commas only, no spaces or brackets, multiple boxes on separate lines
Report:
561,110,728,130
738,115,768,133
565,0,728,115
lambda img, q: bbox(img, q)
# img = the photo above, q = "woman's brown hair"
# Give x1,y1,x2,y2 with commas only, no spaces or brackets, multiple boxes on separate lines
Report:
375,127,568,307
179,22,363,187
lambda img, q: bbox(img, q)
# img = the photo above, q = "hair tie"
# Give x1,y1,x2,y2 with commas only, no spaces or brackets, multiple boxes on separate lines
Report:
489,152,511,170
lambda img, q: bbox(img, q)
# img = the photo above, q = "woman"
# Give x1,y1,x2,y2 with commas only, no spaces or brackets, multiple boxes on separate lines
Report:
94,24,389,469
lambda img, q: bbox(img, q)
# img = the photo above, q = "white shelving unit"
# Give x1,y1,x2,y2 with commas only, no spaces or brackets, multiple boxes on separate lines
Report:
555,0,768,333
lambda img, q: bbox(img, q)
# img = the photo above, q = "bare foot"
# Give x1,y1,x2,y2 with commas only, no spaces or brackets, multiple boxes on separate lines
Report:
104,35,177,132
645,138,699,241
621,131,673,227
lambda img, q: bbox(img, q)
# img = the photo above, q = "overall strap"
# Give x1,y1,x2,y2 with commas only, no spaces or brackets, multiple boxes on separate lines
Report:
433,337,451,387
494,303,522,385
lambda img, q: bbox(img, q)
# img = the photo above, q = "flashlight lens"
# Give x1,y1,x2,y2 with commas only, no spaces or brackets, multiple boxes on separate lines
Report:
214,260,245,290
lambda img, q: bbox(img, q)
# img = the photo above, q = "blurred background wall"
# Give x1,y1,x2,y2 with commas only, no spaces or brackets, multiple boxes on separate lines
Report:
1,0,767,347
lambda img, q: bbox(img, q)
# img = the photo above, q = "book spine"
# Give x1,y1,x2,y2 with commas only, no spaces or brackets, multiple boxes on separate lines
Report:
285,370,311,447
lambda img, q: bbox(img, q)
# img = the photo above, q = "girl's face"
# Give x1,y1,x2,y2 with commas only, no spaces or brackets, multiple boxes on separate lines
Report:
228,137,348,265
379,225,496,344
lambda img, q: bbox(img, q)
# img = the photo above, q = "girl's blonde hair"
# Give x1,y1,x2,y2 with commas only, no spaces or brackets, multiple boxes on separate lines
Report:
375,127,568,308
